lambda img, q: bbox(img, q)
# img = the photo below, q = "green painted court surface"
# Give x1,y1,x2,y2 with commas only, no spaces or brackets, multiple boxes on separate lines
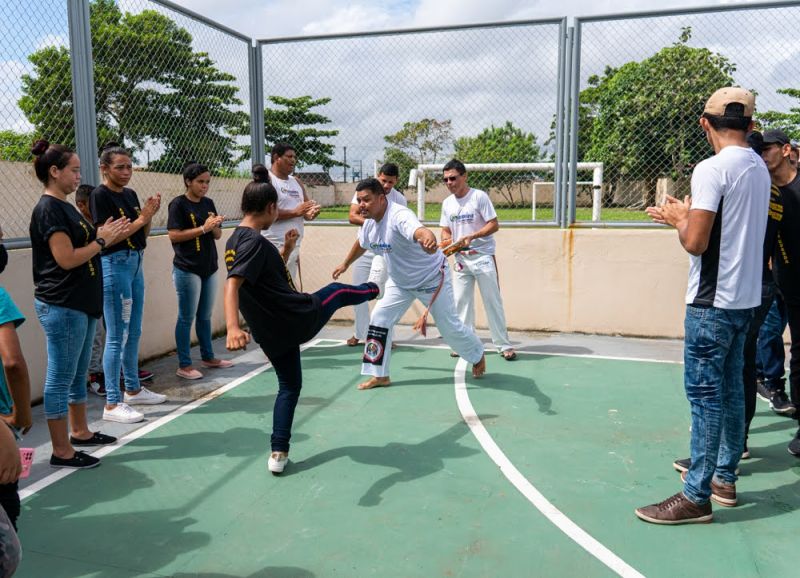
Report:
16,344,800,577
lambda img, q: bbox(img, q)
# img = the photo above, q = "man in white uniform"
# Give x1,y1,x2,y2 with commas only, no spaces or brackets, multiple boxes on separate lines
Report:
333,178,486,389
259,142,320,288
439,159,516,360
346,163,407,347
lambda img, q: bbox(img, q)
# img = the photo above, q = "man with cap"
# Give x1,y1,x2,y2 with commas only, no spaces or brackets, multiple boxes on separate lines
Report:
637,87,770,524
759,128,800,456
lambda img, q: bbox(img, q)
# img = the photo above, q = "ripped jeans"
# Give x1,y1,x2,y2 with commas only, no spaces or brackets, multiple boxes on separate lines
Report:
101,250,145,404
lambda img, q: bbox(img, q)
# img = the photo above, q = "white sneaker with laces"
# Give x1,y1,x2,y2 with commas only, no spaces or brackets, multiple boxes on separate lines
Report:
125,386,167,405
268,452,289,475
103,403,144,424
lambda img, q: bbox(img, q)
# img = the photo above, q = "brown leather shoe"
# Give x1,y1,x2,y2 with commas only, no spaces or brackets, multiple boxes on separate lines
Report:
635,492,712,525
680,471,737,507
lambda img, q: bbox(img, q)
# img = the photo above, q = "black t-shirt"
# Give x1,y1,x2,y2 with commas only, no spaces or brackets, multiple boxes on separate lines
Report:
167,195,219,278
763,184,782,285
29,195,103,318
775,173,800,303
225,226,320,357
89,184,146,253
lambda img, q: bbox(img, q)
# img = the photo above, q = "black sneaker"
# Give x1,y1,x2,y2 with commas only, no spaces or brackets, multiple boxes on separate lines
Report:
49,451,100,469
789,430,800,457
673,457,690,473
756,379,773,403
770,390,796,415
69,432,117,446
673,457,739,475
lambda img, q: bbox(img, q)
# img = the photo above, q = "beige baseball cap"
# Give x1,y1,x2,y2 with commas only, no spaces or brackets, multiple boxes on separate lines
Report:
703,87,754,117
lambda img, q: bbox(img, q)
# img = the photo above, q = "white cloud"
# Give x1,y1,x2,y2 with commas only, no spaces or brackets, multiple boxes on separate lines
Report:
301,4,395,35
35,34,68,51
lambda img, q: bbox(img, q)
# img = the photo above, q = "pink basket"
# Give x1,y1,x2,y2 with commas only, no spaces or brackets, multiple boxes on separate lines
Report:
18,448,34,479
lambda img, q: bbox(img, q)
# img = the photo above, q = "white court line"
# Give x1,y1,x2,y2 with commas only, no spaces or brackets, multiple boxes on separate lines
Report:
399,341,681,365
453,358,645,578
20,339,320,501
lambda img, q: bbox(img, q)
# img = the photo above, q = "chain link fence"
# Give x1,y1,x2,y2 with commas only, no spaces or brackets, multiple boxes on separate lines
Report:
0,0,72,239
573,2,800,223
259,20,565,225
5,2,800,240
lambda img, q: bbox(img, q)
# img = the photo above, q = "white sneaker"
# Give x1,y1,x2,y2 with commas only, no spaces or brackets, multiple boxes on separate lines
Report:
124,386,167,405
268,452,289,475
103,403,144,424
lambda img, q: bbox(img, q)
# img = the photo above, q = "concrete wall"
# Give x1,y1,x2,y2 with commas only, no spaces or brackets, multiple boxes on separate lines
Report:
4,226,695,401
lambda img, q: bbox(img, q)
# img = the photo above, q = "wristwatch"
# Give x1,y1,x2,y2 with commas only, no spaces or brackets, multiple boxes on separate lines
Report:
94,237,106,248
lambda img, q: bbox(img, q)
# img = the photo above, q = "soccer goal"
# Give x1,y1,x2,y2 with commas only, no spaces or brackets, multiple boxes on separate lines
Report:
403,162,604,222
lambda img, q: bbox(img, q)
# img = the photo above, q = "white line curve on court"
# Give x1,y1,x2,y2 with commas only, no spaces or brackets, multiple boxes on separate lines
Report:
453,358,645,578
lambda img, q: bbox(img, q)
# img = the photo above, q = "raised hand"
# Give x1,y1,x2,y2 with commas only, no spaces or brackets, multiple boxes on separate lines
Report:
97,216,130,245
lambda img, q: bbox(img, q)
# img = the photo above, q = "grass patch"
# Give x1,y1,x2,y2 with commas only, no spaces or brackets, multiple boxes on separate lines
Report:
317,203,651,223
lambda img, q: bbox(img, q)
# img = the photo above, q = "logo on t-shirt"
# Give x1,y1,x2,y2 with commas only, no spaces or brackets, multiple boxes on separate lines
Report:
281,186,301,200
224,249,236,271
450,213,474,223
369,242,392,254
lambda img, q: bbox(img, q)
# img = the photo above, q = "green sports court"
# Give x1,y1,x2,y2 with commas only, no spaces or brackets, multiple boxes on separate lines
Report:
14,337,800,577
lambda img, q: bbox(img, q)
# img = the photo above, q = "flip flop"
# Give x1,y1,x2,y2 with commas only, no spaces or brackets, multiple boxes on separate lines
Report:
501,350,517,361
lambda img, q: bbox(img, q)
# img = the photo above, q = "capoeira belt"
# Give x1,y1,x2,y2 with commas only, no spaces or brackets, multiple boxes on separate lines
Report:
413,258,447,337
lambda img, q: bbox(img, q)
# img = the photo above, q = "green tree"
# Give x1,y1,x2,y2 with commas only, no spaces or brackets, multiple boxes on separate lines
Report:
0,130,34,162
580,28,736,206
384,118,452,165
758,88,800,140
263,95,341,171
19,0,246,172
454,122,542,207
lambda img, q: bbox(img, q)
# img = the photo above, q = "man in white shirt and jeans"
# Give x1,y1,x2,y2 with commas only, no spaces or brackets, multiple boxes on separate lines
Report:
346,163,407,347
333,178,486,390
439,159,515,361
636,87,770,524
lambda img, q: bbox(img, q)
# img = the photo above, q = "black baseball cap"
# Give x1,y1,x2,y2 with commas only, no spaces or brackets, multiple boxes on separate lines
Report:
762,129,790,146
746,131,763,155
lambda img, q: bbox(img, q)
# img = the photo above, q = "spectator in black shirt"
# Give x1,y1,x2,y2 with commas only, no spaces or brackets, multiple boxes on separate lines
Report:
167,163,229,380
29,140,128,468
760,129,800,456
224,181,380,475
91,143,166,425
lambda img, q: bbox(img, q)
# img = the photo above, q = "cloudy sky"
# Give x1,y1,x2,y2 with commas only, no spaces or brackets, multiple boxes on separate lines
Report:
168,0,759,38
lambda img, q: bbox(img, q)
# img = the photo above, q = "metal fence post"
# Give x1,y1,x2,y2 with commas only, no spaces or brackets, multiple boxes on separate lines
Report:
566,20,582,226
249,42,265,166
553,18,567,228
67,0,99,186
559,25,574,228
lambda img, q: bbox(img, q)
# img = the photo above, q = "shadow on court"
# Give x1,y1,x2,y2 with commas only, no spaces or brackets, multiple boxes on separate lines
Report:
290,420,491,506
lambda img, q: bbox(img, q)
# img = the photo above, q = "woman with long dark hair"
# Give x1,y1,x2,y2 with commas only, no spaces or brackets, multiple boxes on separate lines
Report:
29,140,127,467
167,162,231,380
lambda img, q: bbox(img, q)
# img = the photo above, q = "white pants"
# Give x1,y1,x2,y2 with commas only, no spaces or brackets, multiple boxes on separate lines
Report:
361,265,484,377
452,253,512,352
352,252,389,339
266,236,301,289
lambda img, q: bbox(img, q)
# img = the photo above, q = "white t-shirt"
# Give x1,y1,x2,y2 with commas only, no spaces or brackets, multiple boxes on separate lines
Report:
352,188,408,256
439,188,497,255
686,146,770,309
358,202,443,289
262,173,305,247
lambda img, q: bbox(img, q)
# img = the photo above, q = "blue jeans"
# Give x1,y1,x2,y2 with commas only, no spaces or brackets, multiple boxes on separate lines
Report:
173,268,217,368
683,305,753,504
265,282,379,452
756,293,788,389
34,300,97,420
101,250,145,404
